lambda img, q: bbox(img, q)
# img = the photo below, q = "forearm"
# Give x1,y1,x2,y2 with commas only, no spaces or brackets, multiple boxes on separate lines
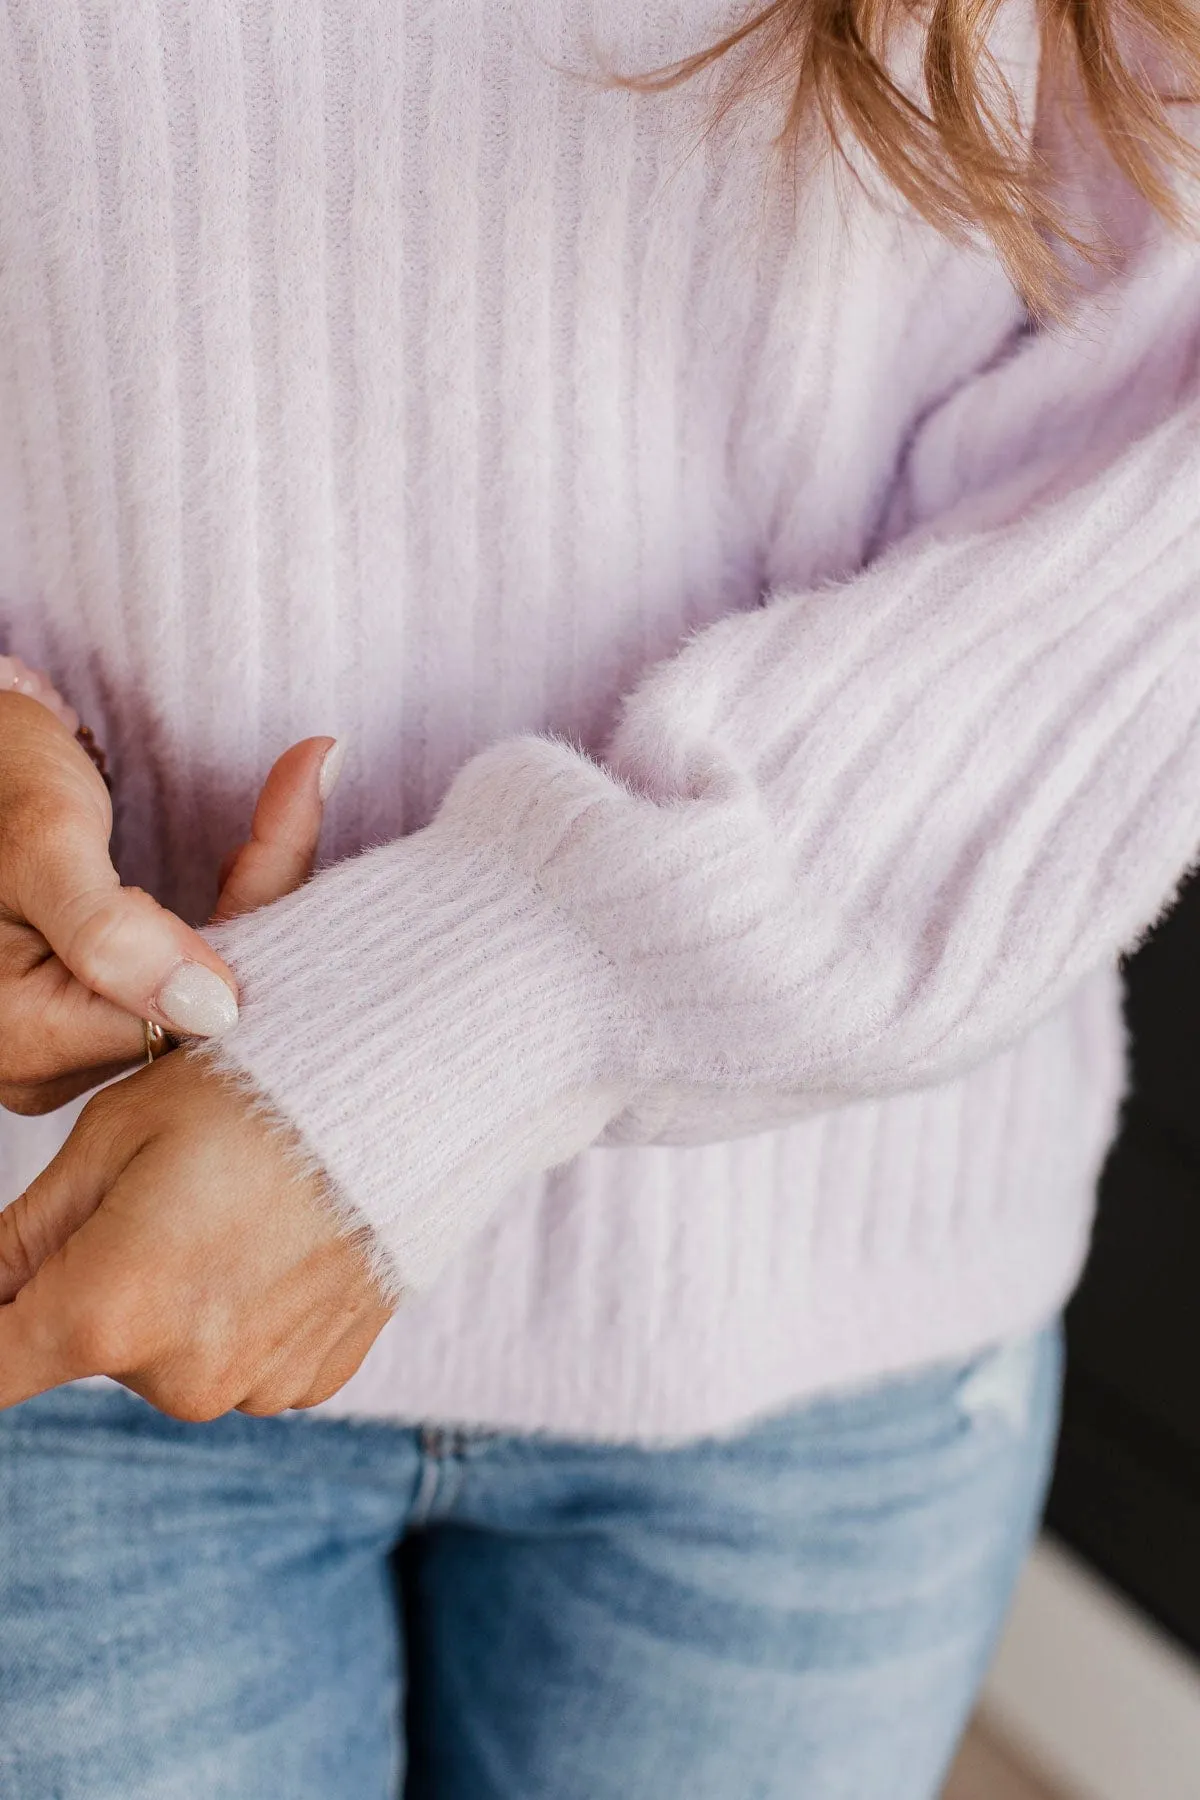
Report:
206,129,1200,1293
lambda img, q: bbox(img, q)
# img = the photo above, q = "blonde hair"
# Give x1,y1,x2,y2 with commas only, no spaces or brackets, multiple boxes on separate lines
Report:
626,1,1200,310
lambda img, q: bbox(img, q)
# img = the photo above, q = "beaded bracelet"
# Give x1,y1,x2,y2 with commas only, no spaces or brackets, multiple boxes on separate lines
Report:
0,652,110,784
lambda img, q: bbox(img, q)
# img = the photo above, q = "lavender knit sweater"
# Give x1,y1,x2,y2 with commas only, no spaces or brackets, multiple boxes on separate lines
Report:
0,0,1196,1439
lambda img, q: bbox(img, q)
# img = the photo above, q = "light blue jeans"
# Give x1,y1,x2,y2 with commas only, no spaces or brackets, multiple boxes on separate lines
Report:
0,1328,1060,1800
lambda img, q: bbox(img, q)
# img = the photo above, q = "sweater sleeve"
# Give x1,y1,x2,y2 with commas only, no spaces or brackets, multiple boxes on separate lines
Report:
204,158,1200,1301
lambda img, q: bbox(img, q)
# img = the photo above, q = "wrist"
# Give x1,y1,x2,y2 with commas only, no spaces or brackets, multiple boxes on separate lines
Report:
200,822,636,1298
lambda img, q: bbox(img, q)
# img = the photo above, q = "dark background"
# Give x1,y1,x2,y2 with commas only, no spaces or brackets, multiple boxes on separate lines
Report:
1047,868,1200,1657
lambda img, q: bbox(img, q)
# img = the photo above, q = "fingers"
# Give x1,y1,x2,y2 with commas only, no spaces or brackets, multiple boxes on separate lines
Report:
0,1091,144,1403
0,716,340,1111
16,831,239,1039
212,736,342,921
0,699,239,1036
0,1212,385,1418
237,1260,391,1416
0,1046,382,1421
0,1056,144,1120
0,1220,143,1411
290,1310,391,1411
0,695,236,1103
0,1269,84,1407
0,933,149,1103
0,1086,136,1301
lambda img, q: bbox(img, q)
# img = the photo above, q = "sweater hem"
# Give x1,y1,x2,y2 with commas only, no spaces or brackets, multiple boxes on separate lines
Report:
303,1198,1093,1446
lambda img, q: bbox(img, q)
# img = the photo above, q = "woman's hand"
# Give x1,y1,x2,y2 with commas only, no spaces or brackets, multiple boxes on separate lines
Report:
0,726,382,1419
0,1050,390,1418
0,690,240,1114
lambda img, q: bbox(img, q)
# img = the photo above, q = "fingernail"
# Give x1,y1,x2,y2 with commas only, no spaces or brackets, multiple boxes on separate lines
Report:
318,738,347,802
157,963,240,1038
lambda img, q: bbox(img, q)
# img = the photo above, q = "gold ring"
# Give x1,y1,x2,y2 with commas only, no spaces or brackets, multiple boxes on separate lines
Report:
143,1020,172,1065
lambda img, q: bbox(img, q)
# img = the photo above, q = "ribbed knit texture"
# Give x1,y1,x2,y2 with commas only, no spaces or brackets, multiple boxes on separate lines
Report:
0,0,1196,1438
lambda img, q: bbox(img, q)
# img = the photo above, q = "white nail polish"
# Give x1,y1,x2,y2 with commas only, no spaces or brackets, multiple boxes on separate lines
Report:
157,963,240,1038
318,738,347,802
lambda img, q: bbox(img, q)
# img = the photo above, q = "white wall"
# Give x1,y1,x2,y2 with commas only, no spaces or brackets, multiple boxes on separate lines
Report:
981,1538,1200,1800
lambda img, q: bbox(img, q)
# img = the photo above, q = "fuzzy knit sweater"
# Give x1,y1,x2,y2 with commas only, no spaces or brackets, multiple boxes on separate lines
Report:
1,0,1198,1441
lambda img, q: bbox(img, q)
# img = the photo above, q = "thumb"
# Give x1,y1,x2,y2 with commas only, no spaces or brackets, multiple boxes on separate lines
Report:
213,737,343,922
17,807,240,1043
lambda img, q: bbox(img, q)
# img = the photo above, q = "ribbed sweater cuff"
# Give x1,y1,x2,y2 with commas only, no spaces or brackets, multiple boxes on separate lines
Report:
201,801,636,1299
